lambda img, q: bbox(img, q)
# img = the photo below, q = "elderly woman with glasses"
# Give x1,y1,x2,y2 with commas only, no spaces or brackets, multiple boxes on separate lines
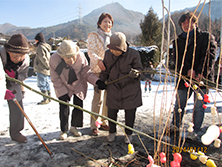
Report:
0,33,30,143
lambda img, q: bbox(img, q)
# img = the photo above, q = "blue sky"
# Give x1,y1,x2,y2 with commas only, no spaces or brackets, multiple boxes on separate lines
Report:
0,0,206,28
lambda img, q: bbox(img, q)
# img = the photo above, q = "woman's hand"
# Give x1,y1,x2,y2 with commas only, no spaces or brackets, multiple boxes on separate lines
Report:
98,60,106,71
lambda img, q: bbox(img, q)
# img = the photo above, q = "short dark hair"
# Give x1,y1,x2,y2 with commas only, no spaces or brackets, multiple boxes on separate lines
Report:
178,12,197,28
97,13,114,28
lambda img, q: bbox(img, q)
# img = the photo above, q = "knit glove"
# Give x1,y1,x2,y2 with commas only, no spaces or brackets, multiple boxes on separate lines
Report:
4,89,15,100
128,68,140,78
5,69,16,78
58,94,70,102
96,80,106,90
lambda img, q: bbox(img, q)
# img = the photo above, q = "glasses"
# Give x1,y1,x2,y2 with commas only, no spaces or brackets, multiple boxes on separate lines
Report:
9,52,26,64
10,53,26,60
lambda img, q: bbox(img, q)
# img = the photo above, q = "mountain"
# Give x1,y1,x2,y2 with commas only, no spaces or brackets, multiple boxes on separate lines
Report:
2,1,221,41
189,0,221,21
4,2,144,41
82,2,144,35
170,0,222,21
0,23,30,34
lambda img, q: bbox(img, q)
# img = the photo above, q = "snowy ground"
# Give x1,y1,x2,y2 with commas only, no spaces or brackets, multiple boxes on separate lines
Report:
0,76,178,136
0,76,222,166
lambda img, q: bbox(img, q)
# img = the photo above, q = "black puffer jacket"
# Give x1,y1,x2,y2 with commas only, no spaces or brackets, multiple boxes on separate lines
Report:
173,28,217,89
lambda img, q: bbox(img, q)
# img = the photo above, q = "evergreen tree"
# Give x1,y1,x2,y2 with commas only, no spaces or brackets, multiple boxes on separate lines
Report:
139,7,162,67
140,7,162,49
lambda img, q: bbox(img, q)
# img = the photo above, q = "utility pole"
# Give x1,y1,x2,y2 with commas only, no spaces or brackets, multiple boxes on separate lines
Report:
53,31,55,45
78,4,83,25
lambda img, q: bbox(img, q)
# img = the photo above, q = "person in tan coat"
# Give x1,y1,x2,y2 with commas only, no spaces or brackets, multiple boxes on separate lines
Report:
99,32,143,143
87,13,114,136
50,40,106,140
34,32,52,105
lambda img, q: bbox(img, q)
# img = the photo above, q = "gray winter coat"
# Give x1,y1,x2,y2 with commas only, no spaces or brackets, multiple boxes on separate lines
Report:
100,47,143,110
0,47,30,101
34,42,51,75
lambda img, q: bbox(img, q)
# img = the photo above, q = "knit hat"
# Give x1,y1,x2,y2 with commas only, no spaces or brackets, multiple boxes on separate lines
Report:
57,40,79,58
4,34,30,54
34,32,45,42
107,32,127,52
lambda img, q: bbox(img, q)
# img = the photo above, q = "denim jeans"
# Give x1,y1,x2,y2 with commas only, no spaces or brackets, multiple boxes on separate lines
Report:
171,88,207,133
37,72,51,91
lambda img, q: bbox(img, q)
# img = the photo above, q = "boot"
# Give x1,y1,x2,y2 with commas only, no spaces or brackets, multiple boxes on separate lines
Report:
47,90,51,102
37,90,49,105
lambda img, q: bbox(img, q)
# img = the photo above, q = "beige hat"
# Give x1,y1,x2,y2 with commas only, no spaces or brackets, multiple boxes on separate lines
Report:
107,32,127,52
57,40,79,57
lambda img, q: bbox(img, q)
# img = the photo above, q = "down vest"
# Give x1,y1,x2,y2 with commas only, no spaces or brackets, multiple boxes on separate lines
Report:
49,51,99,100
100,47,143,110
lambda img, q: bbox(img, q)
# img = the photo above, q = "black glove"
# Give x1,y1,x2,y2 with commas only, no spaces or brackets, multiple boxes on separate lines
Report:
96,80,106,90
58,94,70,101
129,68,140,78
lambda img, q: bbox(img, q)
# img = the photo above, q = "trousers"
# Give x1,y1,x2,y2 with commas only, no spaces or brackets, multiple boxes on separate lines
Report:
37,72,51,91
172,88,207,133
90,74,108,129
108,108,136,135
8,100,24,139
59,94,83,132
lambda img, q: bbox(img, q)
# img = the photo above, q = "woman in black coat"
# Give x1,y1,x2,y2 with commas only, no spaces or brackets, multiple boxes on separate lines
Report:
170,12,217,140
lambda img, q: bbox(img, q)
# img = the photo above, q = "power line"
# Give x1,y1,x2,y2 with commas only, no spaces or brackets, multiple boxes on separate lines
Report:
29,9,79,28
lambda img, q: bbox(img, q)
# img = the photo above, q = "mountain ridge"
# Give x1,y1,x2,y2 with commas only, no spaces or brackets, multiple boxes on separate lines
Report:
1,1,221,40
0,23,30,34
2,2,144,40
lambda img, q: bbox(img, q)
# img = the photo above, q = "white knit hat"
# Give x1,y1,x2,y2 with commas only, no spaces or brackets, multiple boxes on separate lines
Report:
57,40,79,57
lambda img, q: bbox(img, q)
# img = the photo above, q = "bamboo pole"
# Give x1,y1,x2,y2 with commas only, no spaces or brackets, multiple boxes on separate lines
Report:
13,99,53,157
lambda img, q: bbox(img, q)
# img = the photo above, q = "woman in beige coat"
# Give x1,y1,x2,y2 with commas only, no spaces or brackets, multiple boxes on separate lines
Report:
87,13,114,136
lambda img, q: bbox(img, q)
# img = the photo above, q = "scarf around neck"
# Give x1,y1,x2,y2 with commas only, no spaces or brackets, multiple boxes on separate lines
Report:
55,58,78,85
97,28,112,50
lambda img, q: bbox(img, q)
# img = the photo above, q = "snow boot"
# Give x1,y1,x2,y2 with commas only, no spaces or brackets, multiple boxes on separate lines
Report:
47,90,51,102
37,90,49,105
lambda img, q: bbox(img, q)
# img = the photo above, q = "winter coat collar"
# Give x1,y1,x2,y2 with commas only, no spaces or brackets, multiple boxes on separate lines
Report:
178,28,201,40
